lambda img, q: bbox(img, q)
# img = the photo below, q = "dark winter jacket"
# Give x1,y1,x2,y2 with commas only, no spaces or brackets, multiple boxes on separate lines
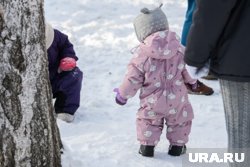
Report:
47,29,78,82
184,0,250,81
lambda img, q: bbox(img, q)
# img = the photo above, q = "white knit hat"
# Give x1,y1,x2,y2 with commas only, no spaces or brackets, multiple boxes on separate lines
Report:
45,23,54,49
133,4,169,42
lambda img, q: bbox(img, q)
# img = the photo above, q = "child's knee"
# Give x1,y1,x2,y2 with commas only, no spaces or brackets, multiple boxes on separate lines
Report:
57,67,82,88
68,67,83,81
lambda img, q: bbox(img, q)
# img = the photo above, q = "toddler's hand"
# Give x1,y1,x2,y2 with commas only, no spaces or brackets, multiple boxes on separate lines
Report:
113,88,127,105
59,57,76,71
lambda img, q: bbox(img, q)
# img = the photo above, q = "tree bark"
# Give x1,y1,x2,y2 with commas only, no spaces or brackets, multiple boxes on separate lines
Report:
0,0,62,166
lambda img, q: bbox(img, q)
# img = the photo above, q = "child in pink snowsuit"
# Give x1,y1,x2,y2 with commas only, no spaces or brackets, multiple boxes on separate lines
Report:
114,5,195,157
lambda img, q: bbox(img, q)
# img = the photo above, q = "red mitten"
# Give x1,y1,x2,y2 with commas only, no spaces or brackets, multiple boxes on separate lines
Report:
59,57,76,71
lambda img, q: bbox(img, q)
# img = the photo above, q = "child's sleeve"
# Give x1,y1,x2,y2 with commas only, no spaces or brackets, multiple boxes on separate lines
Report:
55,30,78,61
118,53,147,100
55,30,78,71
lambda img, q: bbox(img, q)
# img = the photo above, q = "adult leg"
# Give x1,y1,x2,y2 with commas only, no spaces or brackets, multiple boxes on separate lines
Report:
181,0,196,46
220,79,250,167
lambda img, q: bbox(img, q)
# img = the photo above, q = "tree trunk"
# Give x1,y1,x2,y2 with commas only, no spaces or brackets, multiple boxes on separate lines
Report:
0,0,62,167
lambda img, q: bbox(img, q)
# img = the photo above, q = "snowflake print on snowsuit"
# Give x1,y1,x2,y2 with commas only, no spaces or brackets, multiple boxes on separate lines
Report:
46,23,83,117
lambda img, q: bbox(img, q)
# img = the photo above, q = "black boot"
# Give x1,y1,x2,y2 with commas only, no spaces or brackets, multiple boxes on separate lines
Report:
139,145,155,157
168,145,186,156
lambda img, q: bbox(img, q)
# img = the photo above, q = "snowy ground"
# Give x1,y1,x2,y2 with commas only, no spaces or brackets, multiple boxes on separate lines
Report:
45,0,227,166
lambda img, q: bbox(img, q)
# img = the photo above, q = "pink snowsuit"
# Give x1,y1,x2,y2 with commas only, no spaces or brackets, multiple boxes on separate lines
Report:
119,30,195,146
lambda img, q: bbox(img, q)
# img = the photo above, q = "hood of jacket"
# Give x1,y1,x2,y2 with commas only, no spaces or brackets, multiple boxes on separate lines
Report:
138,30,184,60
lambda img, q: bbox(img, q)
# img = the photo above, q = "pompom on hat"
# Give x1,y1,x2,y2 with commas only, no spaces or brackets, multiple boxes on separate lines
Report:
45,22,54,49
133,4,169,42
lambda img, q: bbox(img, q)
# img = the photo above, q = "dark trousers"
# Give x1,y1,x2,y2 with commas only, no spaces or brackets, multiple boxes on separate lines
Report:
51,67,83,115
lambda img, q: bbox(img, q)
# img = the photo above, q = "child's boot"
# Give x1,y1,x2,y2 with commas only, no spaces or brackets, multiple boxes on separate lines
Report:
139,145,155,157
185,80,214,95
168,145,186,156
57,113,75,123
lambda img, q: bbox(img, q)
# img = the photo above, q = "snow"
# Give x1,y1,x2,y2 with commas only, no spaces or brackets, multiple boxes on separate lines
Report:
45,0,227,166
